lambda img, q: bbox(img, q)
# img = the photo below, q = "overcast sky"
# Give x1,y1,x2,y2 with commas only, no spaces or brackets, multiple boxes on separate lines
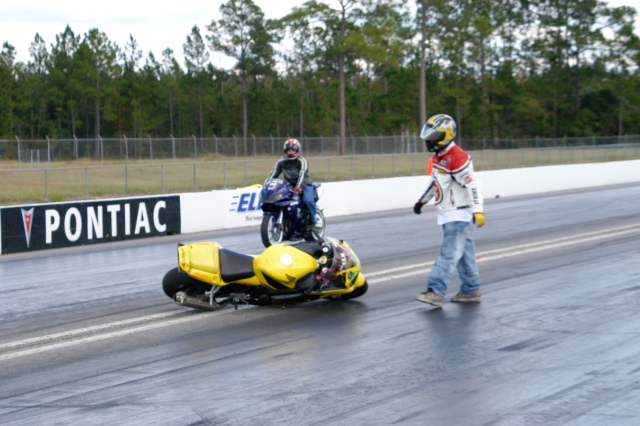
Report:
0,0,304,67
1,0,638,69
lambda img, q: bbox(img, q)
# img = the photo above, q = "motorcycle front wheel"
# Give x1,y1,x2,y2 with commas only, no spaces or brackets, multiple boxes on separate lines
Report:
261,214,284,247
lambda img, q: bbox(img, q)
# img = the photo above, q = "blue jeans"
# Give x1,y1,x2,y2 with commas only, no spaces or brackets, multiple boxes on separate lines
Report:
302,185,317,222
427,221,481,296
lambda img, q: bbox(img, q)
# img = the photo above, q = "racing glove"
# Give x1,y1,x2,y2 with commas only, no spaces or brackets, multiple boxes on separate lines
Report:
413,201,424,215
293,187,302,194
473,212,485,227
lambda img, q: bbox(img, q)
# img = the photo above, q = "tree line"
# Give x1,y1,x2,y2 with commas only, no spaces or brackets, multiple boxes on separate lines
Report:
0,0,638,155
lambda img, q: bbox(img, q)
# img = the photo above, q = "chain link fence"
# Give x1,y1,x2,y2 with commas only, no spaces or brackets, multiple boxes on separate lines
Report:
0,134,420,164
3,134,638,165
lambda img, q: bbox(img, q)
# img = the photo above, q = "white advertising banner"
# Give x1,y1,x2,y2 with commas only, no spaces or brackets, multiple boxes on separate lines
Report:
180,159,640,233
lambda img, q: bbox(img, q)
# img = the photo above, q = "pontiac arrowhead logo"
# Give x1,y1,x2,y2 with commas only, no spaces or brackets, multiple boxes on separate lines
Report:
21,208,34,247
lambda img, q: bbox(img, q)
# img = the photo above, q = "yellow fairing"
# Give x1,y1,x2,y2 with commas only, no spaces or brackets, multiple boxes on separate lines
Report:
178,242,223,284
253,244,317,289
353,271,366,287
319,265,365,297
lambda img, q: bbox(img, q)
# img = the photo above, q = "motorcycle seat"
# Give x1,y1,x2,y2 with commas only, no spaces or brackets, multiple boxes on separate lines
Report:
219,249,256,282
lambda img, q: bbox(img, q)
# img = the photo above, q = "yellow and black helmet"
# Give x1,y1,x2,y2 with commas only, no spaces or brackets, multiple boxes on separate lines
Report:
420,114,456,153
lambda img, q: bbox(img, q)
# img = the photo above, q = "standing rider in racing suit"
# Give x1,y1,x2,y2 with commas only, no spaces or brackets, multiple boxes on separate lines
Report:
264,139,318,224
413,114,486,308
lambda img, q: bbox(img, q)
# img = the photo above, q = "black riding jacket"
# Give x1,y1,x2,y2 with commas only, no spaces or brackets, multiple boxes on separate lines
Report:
264,156,313,189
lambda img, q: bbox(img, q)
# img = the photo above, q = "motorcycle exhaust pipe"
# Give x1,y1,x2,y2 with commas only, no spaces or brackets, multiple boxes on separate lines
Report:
174,291,221,311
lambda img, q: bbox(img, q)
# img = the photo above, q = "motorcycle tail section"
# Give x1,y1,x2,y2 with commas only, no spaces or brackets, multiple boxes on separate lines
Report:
178,242,223,284
178,242,260,286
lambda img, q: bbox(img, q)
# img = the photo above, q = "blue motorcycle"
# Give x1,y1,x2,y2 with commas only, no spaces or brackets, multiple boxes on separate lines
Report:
260,178,325,247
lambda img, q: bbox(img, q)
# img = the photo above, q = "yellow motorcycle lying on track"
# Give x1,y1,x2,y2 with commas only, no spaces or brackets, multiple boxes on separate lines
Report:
162,237,368,310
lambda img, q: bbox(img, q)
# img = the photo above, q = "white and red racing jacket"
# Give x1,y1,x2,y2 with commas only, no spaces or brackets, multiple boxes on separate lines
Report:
418,142,483,223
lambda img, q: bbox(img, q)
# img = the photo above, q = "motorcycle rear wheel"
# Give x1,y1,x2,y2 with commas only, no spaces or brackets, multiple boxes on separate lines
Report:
162,267,210,298
261,214,284,247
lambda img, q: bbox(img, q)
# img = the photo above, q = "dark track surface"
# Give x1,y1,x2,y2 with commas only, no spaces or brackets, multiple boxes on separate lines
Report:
1,183,640,425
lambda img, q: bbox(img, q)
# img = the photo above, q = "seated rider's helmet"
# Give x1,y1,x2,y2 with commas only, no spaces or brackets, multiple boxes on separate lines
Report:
283,138,301,160
421,114,456,153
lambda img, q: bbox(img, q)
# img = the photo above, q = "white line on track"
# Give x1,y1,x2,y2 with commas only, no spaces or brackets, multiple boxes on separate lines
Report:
2,223,638,362
0,312,182,353
366,223,640,283
0,311,227,362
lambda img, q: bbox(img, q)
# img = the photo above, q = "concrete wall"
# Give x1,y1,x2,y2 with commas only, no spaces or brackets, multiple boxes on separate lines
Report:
180,159,640,232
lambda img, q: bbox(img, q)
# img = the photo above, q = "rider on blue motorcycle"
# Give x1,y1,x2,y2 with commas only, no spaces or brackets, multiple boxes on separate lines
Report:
264,139,318,224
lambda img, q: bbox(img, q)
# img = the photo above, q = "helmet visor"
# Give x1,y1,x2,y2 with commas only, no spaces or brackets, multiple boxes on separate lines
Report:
422,129,446,144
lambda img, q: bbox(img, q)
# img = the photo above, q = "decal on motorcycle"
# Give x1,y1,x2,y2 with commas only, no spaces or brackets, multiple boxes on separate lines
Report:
280,253,294,266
